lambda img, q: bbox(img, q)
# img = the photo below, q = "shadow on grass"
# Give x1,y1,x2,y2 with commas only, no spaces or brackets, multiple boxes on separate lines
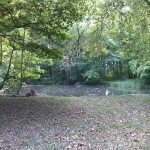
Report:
0,95,150,149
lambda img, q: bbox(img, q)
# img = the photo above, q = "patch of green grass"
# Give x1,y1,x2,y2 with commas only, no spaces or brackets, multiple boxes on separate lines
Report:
62,119,78,127
131,122,144,132
108,79,145,89
47,143,63,149
109,122,125,130
139,144,150,150
96,122,125,132
95,125,109,132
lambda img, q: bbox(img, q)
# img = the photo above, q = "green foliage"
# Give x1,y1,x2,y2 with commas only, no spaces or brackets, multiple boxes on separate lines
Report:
1,0,149,87
108,80,145,89
7,78,20,92
35,0,150,86
137,61,150,84
0,0,87,90
129,60,150,84
38,77,56,85
82,70,100,84
129,60,139,75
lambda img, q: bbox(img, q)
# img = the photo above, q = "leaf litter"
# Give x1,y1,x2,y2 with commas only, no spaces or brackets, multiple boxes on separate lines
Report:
0,94,150,150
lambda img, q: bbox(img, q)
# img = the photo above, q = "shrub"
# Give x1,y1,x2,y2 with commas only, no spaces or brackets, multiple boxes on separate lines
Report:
82,70,100,84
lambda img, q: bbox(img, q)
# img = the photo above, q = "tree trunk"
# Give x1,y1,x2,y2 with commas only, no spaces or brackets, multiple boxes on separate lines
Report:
0,40,14,90
119,61,123,78
16,49,24,94
16,29,26,94
0,37,2,66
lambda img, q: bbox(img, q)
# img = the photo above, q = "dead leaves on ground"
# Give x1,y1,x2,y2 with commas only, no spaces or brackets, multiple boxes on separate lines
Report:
0,95,150,149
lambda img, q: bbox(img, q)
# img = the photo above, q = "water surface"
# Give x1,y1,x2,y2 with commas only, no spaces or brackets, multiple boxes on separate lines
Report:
20,85,150,97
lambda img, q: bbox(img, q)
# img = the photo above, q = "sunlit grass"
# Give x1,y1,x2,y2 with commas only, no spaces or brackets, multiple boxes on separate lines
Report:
108,79,146,89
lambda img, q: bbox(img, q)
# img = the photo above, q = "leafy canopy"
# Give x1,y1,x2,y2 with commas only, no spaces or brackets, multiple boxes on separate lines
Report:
0,0,86,58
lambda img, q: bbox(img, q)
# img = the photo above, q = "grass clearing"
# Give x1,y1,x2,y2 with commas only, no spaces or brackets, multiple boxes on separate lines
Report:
108,79,149,90
0,94,150,149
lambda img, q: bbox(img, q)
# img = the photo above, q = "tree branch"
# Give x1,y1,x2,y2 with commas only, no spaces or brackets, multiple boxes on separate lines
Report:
144,0,150,6
0,39,15,90
0,3,15,23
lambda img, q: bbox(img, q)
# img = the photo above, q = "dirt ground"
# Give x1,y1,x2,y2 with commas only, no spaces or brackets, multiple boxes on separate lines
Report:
0,94,150,150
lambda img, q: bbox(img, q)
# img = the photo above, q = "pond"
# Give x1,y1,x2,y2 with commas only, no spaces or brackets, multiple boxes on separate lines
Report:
20,85,150,97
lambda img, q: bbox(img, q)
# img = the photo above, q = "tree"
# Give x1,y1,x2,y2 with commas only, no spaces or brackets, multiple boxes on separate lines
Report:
144,0,150,6
18,0,150,83
80,0,150,80
0,0,87,92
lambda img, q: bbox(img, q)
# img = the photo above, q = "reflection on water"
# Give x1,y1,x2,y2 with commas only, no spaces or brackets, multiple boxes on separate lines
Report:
105,90,111,96
21,85,150,97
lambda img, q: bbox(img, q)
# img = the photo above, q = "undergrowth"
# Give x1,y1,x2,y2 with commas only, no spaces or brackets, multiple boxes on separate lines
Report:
108,79,148,89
